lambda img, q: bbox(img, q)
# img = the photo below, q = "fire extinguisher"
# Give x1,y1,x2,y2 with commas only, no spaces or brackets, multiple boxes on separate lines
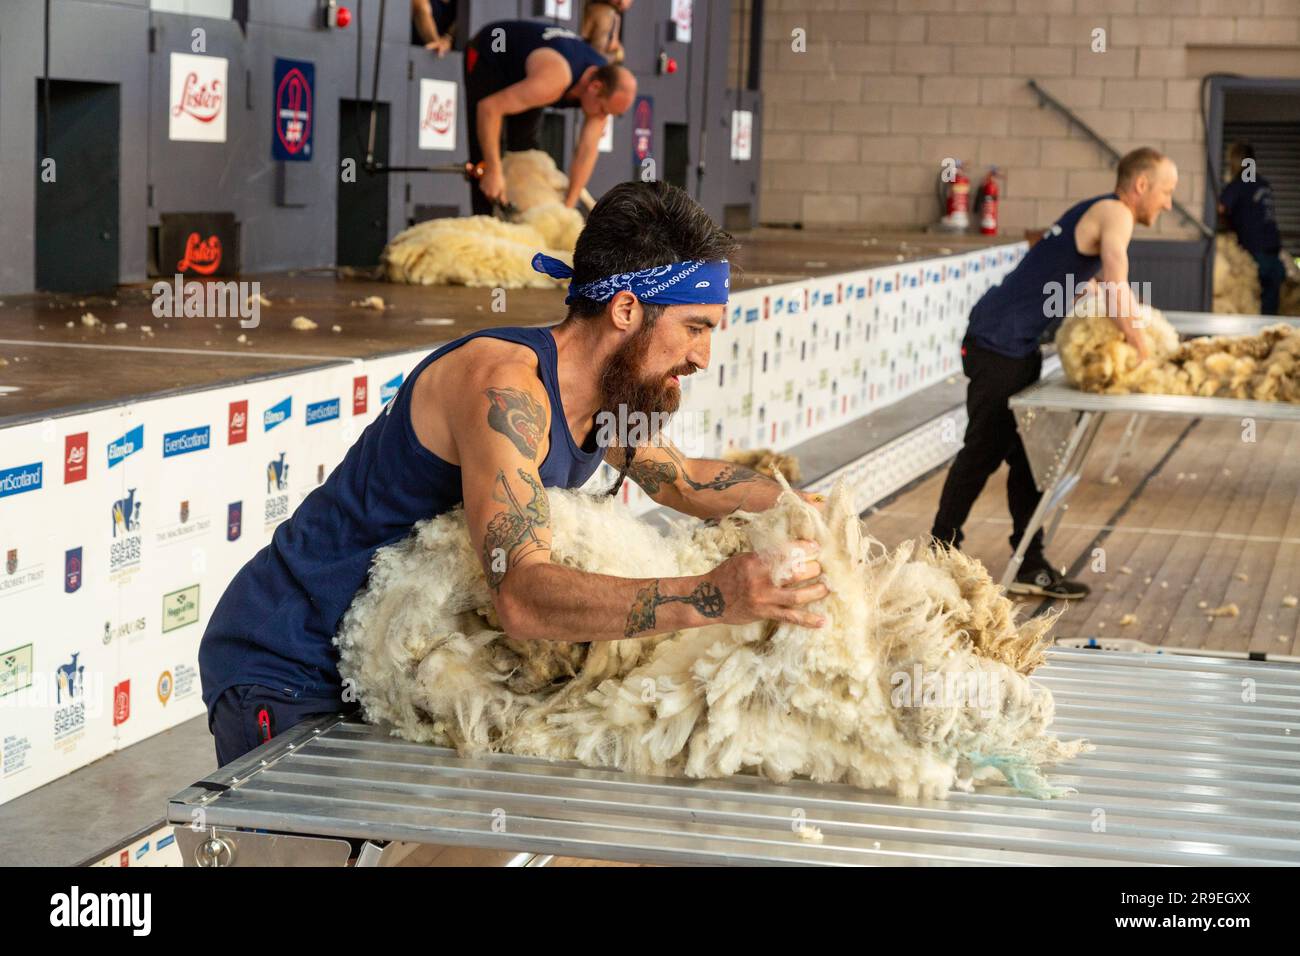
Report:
938,161,970,231
977,167,999,236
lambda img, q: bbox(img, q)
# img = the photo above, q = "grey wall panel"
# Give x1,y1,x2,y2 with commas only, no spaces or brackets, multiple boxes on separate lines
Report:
1,0,150,292
1129,238,1213,313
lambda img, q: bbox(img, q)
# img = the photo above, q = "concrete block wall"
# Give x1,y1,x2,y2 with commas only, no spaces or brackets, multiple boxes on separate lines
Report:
752,0,1300,237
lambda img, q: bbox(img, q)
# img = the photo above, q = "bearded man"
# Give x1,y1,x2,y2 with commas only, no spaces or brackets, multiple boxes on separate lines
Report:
200,181,827,766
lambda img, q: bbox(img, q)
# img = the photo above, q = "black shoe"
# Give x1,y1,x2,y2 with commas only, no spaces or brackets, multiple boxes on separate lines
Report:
1008,561,1090,600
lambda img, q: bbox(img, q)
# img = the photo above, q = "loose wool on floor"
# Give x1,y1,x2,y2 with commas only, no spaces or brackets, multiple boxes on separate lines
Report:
336,480,1087,800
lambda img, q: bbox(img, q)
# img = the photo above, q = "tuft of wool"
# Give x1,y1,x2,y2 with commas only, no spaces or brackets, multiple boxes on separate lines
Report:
337,479,1087,800
381,150,585,288
1057,288,1300,401
724,447,803,483
1214,233,1262,315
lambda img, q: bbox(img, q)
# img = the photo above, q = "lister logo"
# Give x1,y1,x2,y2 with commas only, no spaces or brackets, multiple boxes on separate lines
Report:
228,400,248,444
176,232,222,274
353,376,368,415
65,433,88,483
50,886,151,936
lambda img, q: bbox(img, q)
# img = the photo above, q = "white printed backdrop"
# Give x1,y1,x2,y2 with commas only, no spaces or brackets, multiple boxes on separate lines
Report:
0,244,1024,807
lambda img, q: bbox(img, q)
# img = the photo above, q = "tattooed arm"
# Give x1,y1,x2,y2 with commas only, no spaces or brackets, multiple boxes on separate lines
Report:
456,367,828,643
605,438,818,520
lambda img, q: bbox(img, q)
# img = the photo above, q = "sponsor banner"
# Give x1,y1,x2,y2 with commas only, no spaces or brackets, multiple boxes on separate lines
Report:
162,425,211,458
670,0,693,42
730,110,753,162
158,212,239,278
0,462,42,499
272,58,314,161
632,96,653,166
417,78,457,151
64,433,88,484
306,398,340,426
169,52,227,142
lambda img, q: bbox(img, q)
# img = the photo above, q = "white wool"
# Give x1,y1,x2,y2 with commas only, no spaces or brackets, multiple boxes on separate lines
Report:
1057,288,1300,402
1214,233,1261,315
337,480,1087,800
382,150,585,288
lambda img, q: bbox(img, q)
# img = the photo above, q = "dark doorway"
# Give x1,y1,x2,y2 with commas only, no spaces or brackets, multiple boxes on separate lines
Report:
663,122,689,191
337,99,391,268
35,80,120,293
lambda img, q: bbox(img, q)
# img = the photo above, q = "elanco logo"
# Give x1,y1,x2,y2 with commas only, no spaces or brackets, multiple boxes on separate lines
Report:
421,91,454,135
65,433,88,483
228,400,248,444
172,70,223,124
176,233,222,274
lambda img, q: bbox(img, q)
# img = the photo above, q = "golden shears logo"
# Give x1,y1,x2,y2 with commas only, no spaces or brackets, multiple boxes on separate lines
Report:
49,886,151,936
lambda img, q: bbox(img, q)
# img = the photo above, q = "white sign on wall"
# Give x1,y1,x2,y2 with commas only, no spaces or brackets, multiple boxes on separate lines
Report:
418,79,458,151
545,0,572,19
168,52,227,143
598,116,613,153
671,0,693,43
730,109,753,161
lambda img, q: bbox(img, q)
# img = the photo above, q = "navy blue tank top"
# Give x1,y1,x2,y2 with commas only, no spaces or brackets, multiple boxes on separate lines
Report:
199,326,604,711
967,193,1116,358
474,20,607,104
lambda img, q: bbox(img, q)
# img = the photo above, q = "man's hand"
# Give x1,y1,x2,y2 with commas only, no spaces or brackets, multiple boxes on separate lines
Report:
708,540,829,629
797,490,828,514
424,35,452,56
479,166,507,207
1120,320,1151,361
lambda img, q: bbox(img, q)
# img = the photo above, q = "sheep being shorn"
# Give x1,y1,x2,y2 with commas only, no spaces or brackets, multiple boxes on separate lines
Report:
1055,288,1300,401
336,479,1088,800
381,150,585,288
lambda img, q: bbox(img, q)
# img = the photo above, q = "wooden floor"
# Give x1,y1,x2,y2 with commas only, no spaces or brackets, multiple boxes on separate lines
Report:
865,413,1300,656
0,227,1006,422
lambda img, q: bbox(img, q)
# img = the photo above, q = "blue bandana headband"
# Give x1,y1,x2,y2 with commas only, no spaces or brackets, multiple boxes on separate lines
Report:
531,252,730,306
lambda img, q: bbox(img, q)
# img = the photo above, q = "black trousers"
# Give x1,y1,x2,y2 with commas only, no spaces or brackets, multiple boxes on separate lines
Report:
463,40,545,215
931,338,1046,562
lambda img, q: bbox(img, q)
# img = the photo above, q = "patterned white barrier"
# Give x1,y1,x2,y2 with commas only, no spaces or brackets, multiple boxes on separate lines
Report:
0,243,1025,808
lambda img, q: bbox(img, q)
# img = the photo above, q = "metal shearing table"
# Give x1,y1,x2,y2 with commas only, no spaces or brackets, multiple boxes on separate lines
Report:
1002,311,1300,589
167,647,1300,866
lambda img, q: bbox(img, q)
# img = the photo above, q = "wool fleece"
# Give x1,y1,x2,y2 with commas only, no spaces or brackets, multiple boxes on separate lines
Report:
1056,288,1300,401
336,479,1087,800
381,150,585,288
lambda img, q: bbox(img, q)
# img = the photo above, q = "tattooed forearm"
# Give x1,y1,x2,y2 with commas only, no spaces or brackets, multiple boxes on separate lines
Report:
682,462,763,493
624,580,725,637
486,386,547,460
483,468,550,589
626,457,678,495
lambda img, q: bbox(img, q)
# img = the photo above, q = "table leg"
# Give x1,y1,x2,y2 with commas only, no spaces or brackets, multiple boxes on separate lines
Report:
1000,411,1103,588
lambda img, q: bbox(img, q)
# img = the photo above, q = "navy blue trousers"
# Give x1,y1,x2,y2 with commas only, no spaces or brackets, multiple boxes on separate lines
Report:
209,685,356,767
